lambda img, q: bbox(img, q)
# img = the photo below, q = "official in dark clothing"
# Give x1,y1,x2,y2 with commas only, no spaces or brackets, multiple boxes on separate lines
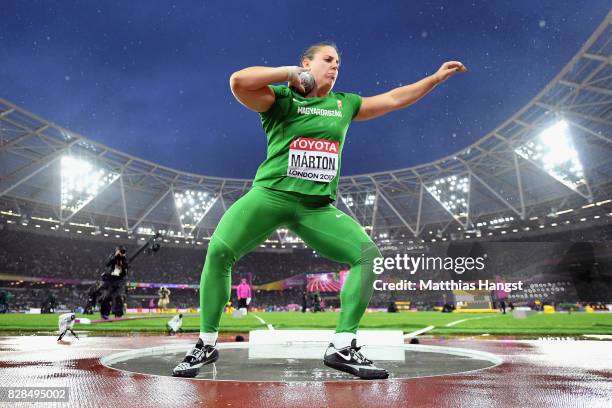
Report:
84,282,102,314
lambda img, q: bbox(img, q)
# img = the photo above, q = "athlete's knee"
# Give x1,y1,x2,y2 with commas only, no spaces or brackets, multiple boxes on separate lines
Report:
204,236,237,272
364,242,382,261
351,241,381,269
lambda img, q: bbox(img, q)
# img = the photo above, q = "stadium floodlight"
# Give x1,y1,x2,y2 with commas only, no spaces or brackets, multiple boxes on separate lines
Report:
173,190,217,235
425,174,470,226
60,156,119,222
365,193,376,206
515,120,589,197
341,195,354,207
137,226,156,236
276,227,303,244
485,216,514,227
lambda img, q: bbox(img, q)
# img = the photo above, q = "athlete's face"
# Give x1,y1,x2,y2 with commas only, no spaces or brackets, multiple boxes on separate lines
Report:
302,46,340,91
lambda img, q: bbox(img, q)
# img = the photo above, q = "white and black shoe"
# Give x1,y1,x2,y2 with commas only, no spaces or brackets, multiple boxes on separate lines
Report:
172,339,219,378
323,339,389,380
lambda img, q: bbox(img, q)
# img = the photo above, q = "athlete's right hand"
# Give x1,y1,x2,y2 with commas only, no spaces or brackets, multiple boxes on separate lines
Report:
283,66,310,94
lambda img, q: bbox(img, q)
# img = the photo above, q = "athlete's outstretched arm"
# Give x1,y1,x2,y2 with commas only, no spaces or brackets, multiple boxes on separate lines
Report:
229,66,308,112
354,61,467,121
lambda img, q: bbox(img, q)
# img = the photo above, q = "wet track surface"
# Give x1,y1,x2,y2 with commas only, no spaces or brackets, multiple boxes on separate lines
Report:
0,334,611,407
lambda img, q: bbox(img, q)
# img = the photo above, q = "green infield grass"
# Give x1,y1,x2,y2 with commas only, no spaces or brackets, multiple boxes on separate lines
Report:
1,311,611,336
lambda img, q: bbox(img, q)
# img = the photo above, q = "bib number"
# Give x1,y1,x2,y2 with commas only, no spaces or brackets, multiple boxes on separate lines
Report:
287,137,339,183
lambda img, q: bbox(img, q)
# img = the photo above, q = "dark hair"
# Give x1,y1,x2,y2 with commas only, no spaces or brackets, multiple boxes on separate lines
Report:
299,42,341,67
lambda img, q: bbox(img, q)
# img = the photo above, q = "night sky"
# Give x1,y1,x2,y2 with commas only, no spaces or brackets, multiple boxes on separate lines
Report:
1,1,610,178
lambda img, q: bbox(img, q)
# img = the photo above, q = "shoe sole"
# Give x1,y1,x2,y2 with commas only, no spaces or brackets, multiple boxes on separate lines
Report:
172,353,219,378
323,359,389,380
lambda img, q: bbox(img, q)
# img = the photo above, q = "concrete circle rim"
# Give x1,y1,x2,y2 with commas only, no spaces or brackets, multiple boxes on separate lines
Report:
100,341,504,383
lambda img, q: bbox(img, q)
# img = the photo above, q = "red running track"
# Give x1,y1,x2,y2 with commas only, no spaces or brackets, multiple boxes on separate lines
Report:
0,334,611,407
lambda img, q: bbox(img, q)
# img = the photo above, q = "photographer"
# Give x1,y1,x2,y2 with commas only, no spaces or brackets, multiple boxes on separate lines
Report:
99,246,129,319
158,286,171,309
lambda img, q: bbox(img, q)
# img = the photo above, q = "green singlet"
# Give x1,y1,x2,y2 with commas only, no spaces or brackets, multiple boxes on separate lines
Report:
199,84,380,335
253,85,362,201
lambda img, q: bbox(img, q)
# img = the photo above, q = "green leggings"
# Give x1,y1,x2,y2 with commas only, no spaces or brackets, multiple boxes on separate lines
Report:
200,186,381,334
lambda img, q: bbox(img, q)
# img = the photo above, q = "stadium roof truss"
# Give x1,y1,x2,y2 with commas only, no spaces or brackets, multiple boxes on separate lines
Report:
1,12,611,243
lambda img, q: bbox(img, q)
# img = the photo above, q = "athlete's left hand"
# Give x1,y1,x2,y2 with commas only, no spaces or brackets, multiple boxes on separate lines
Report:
434,61,467,84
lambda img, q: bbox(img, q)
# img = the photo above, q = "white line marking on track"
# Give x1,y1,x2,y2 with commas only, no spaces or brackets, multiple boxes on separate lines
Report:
445,314,500,327
404,325,435,338
251,314,274,330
